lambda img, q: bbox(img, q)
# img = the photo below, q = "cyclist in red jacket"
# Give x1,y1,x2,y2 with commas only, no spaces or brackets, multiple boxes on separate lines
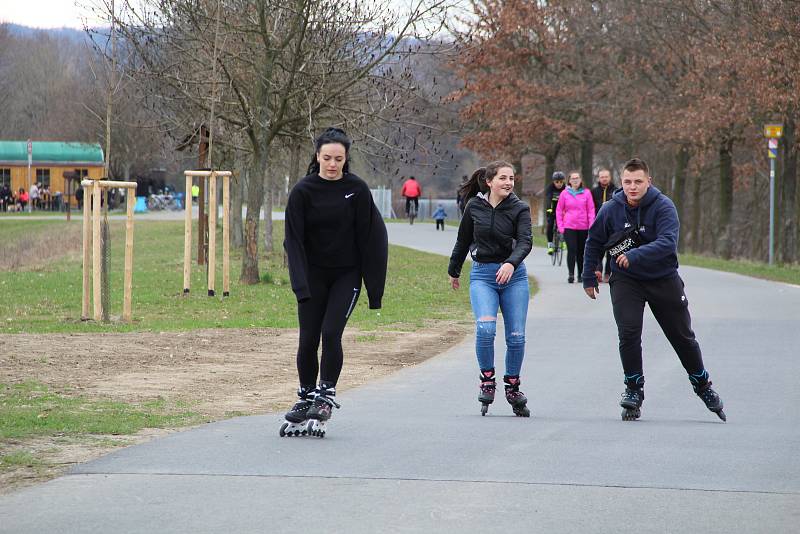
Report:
401,176,422,217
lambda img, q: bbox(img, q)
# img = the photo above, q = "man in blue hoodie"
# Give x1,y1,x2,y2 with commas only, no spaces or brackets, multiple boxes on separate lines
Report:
582,158,726,422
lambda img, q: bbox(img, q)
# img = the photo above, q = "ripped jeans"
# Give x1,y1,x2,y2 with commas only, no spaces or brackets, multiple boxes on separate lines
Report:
469,262,529,376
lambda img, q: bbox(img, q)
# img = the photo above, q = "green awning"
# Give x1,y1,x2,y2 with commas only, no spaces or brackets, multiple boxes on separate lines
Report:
0,141,104,166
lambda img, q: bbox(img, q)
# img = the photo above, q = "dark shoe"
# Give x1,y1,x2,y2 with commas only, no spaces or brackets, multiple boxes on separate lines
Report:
567,276,574,283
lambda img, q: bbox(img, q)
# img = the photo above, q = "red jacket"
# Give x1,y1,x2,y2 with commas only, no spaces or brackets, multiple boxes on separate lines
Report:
401,179,421,198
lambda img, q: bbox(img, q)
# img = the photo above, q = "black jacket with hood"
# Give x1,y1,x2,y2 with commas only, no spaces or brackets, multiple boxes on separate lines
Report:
448,192,532,278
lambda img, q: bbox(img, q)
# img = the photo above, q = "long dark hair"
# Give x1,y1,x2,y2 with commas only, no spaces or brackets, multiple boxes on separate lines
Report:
458,160,515,201
306,127,352,175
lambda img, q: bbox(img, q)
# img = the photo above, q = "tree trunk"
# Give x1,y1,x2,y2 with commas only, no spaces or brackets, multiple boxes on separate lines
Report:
690,167,703,253
512,157,523,196
580,133,594,186
231,164,244,248
780,116,797,263
674,144,690,253
544,143,561,184
263,172,274,259
288,138,303,190
717,136,734,259
241,147,267,284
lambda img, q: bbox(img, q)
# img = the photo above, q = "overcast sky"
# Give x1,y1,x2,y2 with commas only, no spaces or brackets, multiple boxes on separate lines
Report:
2,0,467,33
0,0,107,28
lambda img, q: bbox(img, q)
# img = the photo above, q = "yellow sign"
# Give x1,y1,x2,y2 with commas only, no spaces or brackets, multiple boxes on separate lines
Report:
764,124,784,138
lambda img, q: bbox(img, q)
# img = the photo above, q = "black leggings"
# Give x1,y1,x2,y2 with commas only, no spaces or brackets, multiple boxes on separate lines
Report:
546,215,555,243
563,229,588,279
609,273,705,380
297,266,361,388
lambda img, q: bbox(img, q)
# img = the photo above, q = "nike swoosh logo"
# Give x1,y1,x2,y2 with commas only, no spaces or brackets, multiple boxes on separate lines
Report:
345,193,355,198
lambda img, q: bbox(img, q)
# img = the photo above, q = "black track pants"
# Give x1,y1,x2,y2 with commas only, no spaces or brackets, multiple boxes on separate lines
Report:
563,229,587,279
297,266,361,387
609,273,705,378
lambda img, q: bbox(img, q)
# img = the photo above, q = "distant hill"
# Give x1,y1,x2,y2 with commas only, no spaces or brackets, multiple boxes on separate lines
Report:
2,23,105,44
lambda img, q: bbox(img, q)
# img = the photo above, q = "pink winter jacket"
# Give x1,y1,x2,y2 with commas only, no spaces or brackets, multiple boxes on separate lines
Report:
555,187,596,231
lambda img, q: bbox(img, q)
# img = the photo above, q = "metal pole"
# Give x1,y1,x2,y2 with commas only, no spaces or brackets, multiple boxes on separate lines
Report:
769,158,775,265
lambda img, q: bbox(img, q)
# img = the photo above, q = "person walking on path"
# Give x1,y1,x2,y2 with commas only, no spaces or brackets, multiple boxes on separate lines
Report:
432,203,447,230
29,182,40,211
582,157,726,422
591,168,618,282
401,175,422,217
448,161,533,417
282,127,388,437
555,171,595,283
544,171,566,255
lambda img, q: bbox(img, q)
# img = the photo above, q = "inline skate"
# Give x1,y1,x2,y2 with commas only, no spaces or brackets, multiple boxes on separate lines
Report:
305,382,340,438
504,375,530,417
279,386,314,437
620,387,644,421
690,371,726,421
478,369,496,416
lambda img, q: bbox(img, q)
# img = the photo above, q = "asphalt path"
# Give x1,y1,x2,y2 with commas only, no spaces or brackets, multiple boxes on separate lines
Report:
1,222,798,533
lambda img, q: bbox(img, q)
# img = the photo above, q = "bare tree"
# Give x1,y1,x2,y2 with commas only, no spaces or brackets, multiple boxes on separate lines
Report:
108,0,454,283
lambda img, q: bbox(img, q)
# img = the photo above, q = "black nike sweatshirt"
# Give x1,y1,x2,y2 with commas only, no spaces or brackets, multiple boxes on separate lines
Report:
283,172,388,309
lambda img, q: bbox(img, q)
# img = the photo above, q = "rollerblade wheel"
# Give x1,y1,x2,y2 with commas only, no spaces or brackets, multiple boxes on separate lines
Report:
514,406,530,417
621,407,641,421
279,422,289,437
481,403,488,416
715,409,727,422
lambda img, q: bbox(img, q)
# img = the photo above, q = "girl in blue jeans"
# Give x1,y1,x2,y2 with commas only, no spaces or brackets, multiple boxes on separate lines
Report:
448,161,533,416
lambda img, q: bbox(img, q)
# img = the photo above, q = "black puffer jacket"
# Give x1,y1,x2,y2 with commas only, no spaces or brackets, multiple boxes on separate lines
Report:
448,192,532,278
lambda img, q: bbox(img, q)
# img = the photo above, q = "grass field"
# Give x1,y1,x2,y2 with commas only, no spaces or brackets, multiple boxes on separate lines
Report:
0,382,202,441
679,253,800,286
0,219,473,333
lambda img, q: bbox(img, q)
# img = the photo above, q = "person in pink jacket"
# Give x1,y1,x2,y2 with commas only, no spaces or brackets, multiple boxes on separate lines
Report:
556,171,595,283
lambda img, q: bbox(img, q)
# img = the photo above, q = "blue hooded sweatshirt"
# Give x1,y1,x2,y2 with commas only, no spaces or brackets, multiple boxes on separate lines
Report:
582,185,679,288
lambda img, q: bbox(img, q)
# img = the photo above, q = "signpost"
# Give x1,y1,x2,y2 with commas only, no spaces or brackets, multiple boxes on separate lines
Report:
764,124,783,265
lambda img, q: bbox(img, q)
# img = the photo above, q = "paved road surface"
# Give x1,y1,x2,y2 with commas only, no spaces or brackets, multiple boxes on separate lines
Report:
1,222,798,533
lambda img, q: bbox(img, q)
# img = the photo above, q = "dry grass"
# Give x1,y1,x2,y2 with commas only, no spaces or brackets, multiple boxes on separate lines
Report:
0,225,82,272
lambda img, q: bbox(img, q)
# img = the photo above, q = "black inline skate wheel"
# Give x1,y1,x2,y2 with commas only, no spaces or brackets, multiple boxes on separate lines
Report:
621,408,641,421
481,404,488,416
715,409,727,422
279,422,288,437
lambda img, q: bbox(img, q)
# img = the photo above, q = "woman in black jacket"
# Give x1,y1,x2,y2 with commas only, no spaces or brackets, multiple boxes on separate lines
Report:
448,161,533,417
281,128,388,437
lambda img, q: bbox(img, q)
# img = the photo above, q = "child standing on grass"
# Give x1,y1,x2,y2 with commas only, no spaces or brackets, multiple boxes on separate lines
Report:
432,203,447,230
280,127,388,438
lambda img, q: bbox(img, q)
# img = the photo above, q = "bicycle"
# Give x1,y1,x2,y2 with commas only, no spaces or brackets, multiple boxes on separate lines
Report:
408,200,417,225
551,224,564,266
